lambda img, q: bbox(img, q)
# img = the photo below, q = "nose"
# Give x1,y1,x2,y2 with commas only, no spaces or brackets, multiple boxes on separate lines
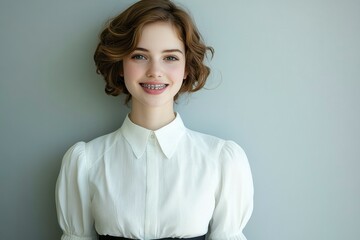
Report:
146,60,163,78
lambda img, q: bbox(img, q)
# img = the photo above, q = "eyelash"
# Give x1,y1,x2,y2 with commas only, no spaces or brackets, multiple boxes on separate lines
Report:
164,56,179,61
130,54,179,61
131,54,146,60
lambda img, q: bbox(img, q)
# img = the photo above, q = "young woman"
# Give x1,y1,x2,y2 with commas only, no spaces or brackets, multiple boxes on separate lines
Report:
55,1,254,240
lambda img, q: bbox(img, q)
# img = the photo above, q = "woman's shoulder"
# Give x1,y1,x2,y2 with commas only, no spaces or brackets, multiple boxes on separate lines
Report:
62,141,86,160
86,128,122,149
219,140,248,166
61,128,122,167
185,128,247,161
185,128,225,151
187,130,251,177
59,141,87,173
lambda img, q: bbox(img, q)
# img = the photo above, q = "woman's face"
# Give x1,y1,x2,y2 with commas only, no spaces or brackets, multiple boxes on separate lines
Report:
122,22,187,110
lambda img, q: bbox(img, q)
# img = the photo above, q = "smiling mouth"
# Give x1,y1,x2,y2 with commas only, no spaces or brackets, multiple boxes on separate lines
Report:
140,83,168,90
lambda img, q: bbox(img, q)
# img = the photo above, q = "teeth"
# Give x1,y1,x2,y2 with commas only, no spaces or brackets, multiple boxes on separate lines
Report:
141,83,167,90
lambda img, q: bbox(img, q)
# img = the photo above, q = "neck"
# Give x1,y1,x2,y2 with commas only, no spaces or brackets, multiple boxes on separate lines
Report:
129,101,176,131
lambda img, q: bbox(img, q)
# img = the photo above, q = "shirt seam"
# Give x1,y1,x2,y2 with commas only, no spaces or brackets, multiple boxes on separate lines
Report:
87,130,122,169
84,142,96,234
215,140,227,203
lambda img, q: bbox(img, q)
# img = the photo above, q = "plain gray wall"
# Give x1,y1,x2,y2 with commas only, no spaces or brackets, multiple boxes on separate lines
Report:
0,0,359,239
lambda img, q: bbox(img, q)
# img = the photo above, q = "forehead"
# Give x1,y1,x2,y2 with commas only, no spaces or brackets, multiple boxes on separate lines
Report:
137,22,185,51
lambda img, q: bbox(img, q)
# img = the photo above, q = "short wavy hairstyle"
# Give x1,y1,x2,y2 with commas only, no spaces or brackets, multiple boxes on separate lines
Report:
94,0,214,103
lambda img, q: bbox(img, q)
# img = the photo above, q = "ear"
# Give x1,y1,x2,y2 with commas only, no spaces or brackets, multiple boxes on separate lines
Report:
119,64,124,77
183,70,188,80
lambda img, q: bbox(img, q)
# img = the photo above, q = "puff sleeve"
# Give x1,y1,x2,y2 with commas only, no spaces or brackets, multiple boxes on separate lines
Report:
208,141,254,240
55,142,97,240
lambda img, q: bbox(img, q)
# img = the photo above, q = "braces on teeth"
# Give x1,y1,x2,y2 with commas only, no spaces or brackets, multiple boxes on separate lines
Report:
141,83,167,90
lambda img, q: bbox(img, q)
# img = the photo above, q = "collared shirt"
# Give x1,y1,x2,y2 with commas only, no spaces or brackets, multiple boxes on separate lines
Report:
56,113,253,240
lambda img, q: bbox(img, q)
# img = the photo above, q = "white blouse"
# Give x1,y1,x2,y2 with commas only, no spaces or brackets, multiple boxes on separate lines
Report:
55,113,253,240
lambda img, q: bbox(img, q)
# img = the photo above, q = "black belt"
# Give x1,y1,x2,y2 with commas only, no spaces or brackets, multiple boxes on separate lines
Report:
99,235,206,240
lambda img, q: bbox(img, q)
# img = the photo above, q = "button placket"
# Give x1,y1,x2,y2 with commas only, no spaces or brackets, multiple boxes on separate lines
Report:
144,132,159,238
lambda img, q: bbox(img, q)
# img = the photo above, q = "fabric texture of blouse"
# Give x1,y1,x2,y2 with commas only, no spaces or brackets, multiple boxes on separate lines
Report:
55,113,254,240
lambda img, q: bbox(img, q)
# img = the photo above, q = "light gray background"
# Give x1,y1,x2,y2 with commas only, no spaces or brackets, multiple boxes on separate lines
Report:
0,0,359,239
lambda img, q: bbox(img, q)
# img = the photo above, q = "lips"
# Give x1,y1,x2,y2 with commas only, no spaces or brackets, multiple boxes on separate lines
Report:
140,82,169,95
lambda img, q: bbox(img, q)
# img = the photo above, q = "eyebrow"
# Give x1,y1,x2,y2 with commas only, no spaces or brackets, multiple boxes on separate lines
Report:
134,47,184,55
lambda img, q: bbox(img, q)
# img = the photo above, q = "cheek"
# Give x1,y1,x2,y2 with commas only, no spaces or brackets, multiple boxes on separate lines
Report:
166,64,186,80
123,61,143,79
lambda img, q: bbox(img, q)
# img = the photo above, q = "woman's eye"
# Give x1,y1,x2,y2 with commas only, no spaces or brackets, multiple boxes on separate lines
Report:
164,56,179,61
131,54,146,60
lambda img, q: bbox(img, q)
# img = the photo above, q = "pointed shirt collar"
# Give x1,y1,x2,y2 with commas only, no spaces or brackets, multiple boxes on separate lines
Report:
119,113,186,159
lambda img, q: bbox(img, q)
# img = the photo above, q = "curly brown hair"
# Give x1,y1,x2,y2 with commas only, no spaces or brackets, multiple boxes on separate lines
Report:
94,0,214,103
